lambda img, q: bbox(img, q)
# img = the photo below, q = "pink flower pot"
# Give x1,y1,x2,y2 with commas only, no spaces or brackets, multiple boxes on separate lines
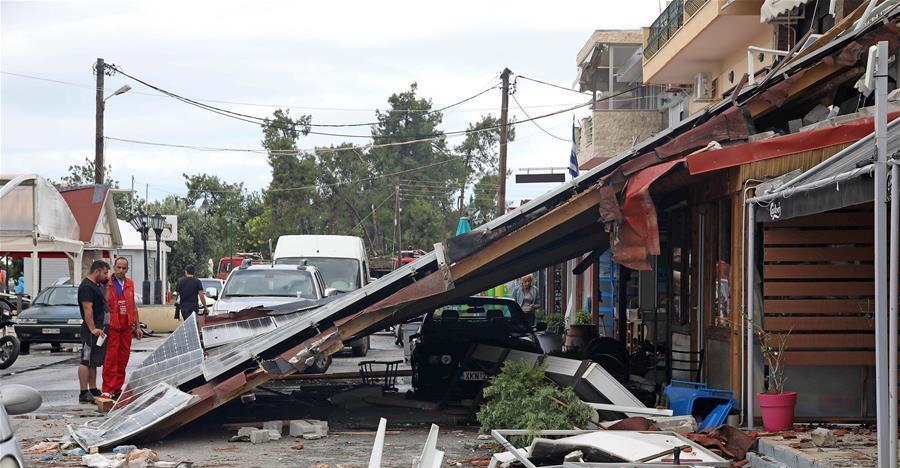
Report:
757,391,797,432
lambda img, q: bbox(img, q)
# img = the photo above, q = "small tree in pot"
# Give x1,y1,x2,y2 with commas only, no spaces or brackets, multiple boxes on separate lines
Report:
537,313,565,354
752,321,794,431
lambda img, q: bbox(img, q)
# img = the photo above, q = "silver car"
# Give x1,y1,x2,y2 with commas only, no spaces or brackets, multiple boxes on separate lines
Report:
211,264,334,315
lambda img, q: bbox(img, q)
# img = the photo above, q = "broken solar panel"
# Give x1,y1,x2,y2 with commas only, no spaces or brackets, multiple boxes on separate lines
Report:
71,383,195,449
111,313,204,411
201,316,278,348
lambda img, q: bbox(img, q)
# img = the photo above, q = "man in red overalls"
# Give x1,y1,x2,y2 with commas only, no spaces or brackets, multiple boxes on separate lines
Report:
101,257,142,399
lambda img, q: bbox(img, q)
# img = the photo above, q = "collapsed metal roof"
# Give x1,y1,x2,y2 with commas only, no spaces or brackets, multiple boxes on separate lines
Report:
70,9,900,448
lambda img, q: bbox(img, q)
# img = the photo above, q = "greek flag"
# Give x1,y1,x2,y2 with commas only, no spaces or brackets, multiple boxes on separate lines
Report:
568,118,579,179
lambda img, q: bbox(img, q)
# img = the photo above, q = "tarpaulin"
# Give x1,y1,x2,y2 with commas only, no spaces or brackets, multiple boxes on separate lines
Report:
687,112,900,175
612,158,684,270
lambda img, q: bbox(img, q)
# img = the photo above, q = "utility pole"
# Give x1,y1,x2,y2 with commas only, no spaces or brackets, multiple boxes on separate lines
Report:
496,68,511,218
94,58,105,184
394,184,401,270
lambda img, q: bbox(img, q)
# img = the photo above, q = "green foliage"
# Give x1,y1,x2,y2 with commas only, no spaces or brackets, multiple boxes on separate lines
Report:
574,310,593,325
544,313,565,331
476,360,593,446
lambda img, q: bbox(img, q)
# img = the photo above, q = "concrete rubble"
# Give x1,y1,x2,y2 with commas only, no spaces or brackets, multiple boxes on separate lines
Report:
289,419,329,440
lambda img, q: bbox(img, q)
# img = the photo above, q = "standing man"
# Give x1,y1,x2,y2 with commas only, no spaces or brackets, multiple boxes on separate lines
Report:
77,260,110,403
101,257,141,400
175,265,207,319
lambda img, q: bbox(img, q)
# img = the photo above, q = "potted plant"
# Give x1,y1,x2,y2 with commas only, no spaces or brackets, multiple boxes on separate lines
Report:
753,323,795,432
563,310,597,352
537,313,565,354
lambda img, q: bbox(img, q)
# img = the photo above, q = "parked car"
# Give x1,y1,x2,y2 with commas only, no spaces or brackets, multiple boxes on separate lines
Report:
211,264,336,373
409,296,544,400
1,384,42,468
212,264,335,315
199,277,225,307
12,286,82,354
273,235,372,356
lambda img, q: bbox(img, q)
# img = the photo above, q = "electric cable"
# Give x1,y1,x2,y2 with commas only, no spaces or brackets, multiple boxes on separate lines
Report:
510,93,570,142
516,75,590,95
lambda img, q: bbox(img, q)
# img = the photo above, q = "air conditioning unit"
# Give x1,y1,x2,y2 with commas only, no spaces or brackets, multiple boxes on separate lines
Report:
693,72,716,101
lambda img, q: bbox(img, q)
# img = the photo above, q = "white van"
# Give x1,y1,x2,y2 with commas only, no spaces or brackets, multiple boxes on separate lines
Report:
273,235,371,355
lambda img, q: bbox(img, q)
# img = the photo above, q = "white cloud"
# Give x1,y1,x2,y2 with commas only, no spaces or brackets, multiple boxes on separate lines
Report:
2,0,662,200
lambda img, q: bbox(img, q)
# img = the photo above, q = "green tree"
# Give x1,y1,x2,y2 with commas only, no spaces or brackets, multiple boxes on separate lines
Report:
261,109,317,240
454,115,513,214
146,195,219,282
368,84,465,250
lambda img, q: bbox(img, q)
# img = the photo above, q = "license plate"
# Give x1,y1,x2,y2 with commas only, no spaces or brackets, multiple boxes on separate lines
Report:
461,371,487,381
42,328,60,334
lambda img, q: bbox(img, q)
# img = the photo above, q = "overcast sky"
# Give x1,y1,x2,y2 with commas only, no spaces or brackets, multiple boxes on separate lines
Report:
1,1,662,204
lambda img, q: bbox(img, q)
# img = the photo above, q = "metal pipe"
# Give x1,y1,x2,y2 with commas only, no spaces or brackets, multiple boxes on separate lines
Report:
873,40,890,468
747,46,790,85
745,198,756,429
889,128,898,468
747,164,875,205
739,179,762,426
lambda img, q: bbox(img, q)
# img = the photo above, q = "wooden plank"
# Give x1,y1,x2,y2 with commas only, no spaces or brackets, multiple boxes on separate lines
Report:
763,264,873,279
764,247,874,261
785,333,874,349
769,212,873,228
784,351,874,366
764,299,874,314
764,281,873,297
449,187,603,280
765,316,875,331
763,229,873,245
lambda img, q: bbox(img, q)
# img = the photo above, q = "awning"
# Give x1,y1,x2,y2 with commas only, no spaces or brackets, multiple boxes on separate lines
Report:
750,117,900,222
687,111,900,175
761,0,813,23
611,158,684,270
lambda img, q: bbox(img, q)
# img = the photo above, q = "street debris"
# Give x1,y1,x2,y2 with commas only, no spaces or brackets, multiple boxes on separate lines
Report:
289,419,329,439
810,427,838,447
22,440,60,453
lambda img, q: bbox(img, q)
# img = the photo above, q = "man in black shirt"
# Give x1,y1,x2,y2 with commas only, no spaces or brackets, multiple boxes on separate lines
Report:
77,260,110,403
175,265,207,320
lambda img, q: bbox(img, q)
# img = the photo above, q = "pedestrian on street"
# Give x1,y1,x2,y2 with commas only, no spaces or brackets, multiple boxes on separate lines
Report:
77,260,110,403
101,257,141,400
512,274,542,324
175,265,207,319
14,274,25,295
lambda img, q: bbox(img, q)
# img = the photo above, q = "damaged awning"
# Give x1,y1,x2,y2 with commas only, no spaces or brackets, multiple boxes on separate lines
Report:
750,117,900,222
760,0,814,24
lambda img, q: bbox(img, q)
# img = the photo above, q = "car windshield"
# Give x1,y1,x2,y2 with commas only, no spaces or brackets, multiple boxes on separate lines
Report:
425,301,530,333
221,269,316,299
200,279,221,291
34,287,79,306
275,257,360,292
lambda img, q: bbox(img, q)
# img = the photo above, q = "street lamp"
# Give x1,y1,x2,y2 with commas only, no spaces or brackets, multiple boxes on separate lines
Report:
150,213,165,305
128,213,151,305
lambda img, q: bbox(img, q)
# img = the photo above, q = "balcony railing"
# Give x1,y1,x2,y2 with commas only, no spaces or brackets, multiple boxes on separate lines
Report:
644,0,710,59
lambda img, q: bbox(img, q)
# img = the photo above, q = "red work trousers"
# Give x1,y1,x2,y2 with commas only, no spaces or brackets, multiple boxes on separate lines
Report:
101,327,133,394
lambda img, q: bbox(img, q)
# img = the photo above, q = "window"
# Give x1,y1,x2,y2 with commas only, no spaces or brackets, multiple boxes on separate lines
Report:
221,269,317,299
591,43,645,110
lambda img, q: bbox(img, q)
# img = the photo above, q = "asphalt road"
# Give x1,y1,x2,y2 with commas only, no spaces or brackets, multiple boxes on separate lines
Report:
5,332,496,467
1,331,408,408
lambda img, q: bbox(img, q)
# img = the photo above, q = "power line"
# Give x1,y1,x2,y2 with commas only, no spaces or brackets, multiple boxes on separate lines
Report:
516,75,590,95
108,64,498,130
510,93,569,142
107,64,590,140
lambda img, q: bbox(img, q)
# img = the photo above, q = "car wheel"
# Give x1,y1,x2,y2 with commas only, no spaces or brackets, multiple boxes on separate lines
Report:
0,335,20,369
18,341,30,355
50,342,62,352
351,335,370,357
304,353,332,374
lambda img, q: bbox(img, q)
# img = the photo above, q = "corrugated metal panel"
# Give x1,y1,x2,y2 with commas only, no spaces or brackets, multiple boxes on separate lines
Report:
40,258,70,289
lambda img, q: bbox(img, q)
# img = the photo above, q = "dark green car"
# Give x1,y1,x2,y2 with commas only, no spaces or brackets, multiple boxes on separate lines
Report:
13,286,83,354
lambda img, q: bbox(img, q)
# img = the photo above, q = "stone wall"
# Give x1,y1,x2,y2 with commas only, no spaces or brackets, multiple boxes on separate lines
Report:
579,110,663,167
